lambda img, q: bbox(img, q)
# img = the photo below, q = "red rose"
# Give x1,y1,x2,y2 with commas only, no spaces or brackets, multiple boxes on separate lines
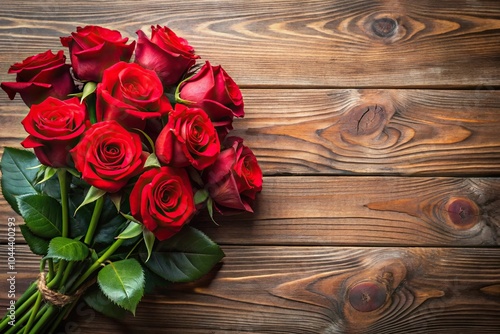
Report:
204,137,262,214
130,166,195,241
70,121,146,193
60,25,135,82
21,97,86,167
155,104,220,170
135,25,199,86
1,50,75,107
178,61,244,139
96,62,172,130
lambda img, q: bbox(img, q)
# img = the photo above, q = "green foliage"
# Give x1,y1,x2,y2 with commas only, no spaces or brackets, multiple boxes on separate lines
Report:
142,229,155,263
0,148,42,214
194,188,209,205
17,194,62,238
117,221,143,240
142,226,224,283
19,225,49,256
75,186,106,214
46,237,89,261
97,259,144,315
83,286,127,319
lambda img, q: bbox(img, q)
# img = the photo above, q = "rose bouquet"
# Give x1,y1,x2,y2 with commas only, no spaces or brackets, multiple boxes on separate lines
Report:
0,25,262,333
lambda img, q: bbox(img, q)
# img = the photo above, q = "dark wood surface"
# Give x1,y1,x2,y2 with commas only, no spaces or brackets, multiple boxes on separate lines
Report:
1,0,499,333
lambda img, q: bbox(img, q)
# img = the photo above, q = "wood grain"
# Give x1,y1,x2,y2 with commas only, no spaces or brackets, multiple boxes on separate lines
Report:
2,89,500,176
0,0,499,87
196,176,500,247
0,1,499,333
236,89,500,175
1,176,498,246
1,245,499,333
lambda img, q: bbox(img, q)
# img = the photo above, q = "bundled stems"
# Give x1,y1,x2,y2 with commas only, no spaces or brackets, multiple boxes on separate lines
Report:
0,170,126,333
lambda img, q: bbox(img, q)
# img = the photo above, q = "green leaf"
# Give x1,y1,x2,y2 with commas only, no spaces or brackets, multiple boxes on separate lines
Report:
142,229,155,263
93,194,129,247
81,81,97,103
75,186,106,215
132,128,156,153
109,192,122,212
66,168,81,178
142,226,224,283
83,286,127,319
46,237,89,261
19,225,49,255
35,166,58,185
207,198,218,225
144,153,161,168
194,189,209,205
97,259,144,315
143,265,170,294
67,92,83,98
68,191,92,240
0,148,42,214
121,213,141,224
17,194,62,238
90,249,99,263
94,219,131,247
117,221,143,239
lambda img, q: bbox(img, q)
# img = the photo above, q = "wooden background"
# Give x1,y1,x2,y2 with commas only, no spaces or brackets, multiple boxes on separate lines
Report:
1,0,500,333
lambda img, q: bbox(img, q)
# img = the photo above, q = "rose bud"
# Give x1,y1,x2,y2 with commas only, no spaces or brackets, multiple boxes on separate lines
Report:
60,25,136,82
70,120,146,193
130,166,195,241
96,62,172,130
155,104,220,170
21,97,86,167
204,136,262,214
135,25,199,86
178,61,244,139
1,50,75,107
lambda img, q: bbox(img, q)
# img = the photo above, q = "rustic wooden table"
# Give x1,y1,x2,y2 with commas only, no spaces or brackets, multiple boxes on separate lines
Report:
1,1,500,333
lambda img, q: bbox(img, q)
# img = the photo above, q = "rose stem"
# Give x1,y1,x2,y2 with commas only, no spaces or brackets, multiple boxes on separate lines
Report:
55,169,70,291
57,169,69,238
0,287,38,332
46,299,76,334
84,195,104,245
23,293,43,333
5,302,47,334
4,308,32,334
48,259,55,279
28,305,56,334
69,238,125,294
59,195,105,293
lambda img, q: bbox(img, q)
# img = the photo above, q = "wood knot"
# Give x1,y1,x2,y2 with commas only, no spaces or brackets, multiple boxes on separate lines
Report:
348,281,387,312
445,197,480,230
349,104,386,137
372,18,398,38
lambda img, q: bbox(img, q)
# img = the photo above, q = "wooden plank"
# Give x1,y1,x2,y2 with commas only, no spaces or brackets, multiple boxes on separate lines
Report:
195,176,500,246
1,245,499,333
1,176,499,246
237,89,500,175
2,89,500,176
0,0,499,87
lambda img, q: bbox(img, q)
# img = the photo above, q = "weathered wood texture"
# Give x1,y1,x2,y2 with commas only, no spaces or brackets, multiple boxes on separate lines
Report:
1,246,500,333
0,0,499,333
2,89,500,176
3,176,498,246
0,0,500,87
